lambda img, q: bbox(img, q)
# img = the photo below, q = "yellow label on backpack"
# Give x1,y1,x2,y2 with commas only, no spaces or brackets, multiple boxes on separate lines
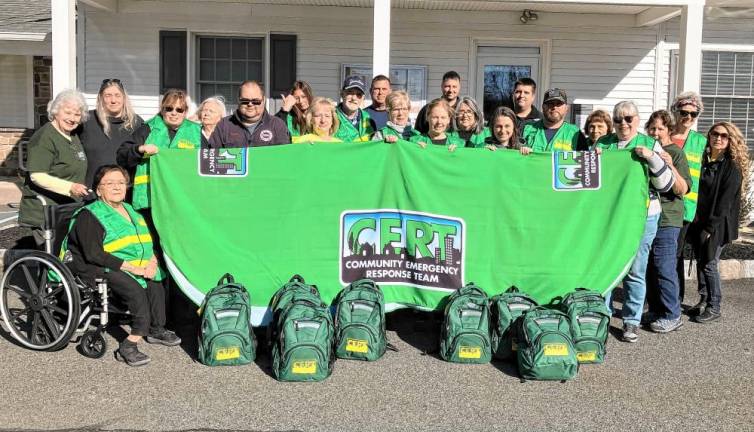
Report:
543,343,568,356
292,360,317,374
215,346,240,361
346,338,368,353
577,351,597,362
459,346,482,359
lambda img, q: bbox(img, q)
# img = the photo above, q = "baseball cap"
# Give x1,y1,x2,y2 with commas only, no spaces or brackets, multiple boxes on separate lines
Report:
342,76,367,94
543,88,568,104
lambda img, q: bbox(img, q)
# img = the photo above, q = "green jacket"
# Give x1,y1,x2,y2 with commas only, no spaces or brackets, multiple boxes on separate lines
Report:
522,121,581,152
132,116,201,210
450,129,491,148
374,125,422,142
680,130,706,222
61,200,164,288
410,133,466,148
334,108,374,142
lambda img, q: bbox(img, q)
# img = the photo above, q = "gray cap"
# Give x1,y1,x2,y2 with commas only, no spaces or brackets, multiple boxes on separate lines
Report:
543,88,568,104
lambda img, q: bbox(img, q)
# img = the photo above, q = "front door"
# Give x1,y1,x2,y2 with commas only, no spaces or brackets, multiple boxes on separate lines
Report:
476,46,541,122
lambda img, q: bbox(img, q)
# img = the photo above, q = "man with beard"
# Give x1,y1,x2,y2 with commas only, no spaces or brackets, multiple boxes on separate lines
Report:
521,88,581,152
208,80,290,148
510,78,541,129
414,71,461,134
334,76,376,142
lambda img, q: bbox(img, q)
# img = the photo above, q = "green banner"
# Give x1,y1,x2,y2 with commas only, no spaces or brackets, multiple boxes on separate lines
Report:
151,142,648,325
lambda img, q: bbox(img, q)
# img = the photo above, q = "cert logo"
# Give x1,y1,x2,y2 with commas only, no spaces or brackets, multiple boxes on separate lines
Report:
198,147,248,177
552,151,601,191
340,209,465,291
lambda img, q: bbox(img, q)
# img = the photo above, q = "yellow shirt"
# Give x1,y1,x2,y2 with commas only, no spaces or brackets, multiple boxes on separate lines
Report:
292,133,342,144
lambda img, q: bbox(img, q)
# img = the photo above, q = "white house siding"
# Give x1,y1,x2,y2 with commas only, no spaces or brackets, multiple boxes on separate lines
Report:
0,55,29,128
81,4,663,124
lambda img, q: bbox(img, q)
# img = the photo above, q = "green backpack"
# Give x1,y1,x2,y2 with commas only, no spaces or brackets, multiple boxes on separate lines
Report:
516,307,578,381
197,274,255,366
439,283,492,364
490,286,539,360
334,279,387,361
270,276,335,382
560,288,611,364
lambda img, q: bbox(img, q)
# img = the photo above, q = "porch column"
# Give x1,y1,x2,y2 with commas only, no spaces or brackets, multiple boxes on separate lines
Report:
51,0,77,97
373,0,391,77
676,3,704,95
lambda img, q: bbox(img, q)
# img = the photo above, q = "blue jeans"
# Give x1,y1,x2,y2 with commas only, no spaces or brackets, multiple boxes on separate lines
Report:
697,245,724,313
620,213,660,326
649,226,682,320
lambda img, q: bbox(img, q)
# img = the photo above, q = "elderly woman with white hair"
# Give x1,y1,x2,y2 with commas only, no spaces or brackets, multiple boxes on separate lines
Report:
669,91,707,308
19,89,90,245
594,100,675,343
197,96,227,146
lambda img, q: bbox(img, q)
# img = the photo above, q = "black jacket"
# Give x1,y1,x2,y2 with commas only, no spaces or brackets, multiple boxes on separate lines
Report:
690,154,742,259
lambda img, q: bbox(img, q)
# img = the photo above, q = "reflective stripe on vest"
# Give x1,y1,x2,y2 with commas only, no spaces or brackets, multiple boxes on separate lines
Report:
132,116,201,210
682,130,706,222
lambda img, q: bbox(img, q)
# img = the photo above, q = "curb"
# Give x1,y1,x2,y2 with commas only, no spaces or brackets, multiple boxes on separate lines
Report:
1,247,753,280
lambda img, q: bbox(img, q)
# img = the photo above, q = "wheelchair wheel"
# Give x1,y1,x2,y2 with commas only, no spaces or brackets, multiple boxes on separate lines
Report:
79,330,106,359
0,251,81,351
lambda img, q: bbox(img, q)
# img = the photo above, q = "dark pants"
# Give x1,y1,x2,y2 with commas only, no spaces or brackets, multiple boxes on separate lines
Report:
648,226,682,320
105,270,167,336
676,222,691,303
696,245,724,313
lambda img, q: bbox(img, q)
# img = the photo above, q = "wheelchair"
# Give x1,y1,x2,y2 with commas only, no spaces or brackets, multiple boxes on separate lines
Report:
0,198,128,359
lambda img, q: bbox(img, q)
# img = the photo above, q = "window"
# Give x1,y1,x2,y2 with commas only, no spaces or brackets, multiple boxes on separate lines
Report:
196,36,264,106
699,51,754,149
160,31,187,93
341,64,427,122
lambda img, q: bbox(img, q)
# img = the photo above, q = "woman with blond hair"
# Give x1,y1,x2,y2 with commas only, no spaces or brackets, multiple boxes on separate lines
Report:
689,122,750,323
411,98,464,150
79,79,143,188
372,91,421,143
292,97,342,143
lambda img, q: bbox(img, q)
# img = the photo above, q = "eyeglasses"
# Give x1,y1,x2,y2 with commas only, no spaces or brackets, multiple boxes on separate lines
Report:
390,107,409,113
456,110,475,118
163,106,185,113
679,110,699,118
238,98,264,106
101,78,122,87
613,116,635,124
99,181,129,188
710,131,730,141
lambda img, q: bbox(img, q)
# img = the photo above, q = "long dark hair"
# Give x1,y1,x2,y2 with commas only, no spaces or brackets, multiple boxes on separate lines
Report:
488,106,521,148
289,81,314,134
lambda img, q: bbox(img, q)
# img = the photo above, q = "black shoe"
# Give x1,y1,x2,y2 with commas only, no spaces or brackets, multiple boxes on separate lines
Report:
145,328,182,346
115,340,151,367
686,298,707,317
694,309,721,323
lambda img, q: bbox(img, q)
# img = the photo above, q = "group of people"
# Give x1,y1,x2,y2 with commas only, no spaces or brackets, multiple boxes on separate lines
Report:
16,69,750,364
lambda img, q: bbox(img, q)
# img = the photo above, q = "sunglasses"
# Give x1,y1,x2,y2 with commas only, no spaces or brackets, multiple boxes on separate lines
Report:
238,98,264,106
613,116,635,124
163,106,185,113
710,131,730,140
679,110,699,118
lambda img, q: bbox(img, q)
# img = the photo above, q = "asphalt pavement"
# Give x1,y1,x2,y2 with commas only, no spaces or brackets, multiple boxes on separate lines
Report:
0,281,753,432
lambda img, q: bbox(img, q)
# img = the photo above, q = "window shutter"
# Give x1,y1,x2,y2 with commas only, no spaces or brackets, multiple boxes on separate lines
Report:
160,30,187,93
270,34,297,94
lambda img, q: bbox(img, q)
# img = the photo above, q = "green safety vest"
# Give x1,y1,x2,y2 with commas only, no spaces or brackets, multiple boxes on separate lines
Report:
334,108,374,142
594,133,655,151
286,113,302,137
61,200,164,288
680,130,706,222
522,121,581,152
449,129,491,148
410,133,466,148
132,116,201,210
375,125,422,142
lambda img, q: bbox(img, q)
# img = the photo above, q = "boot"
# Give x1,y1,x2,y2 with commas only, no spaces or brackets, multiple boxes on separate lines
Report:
115,339,151,367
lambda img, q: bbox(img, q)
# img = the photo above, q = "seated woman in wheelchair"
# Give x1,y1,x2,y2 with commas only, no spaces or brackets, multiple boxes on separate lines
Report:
60,165,181,366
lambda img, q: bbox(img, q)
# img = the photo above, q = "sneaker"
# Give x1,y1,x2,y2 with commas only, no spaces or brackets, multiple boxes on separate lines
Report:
145,328,182,346
621,324,639,343
649,318,683,333
694,309,721,323
115,340,151,367
641,312,660,326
